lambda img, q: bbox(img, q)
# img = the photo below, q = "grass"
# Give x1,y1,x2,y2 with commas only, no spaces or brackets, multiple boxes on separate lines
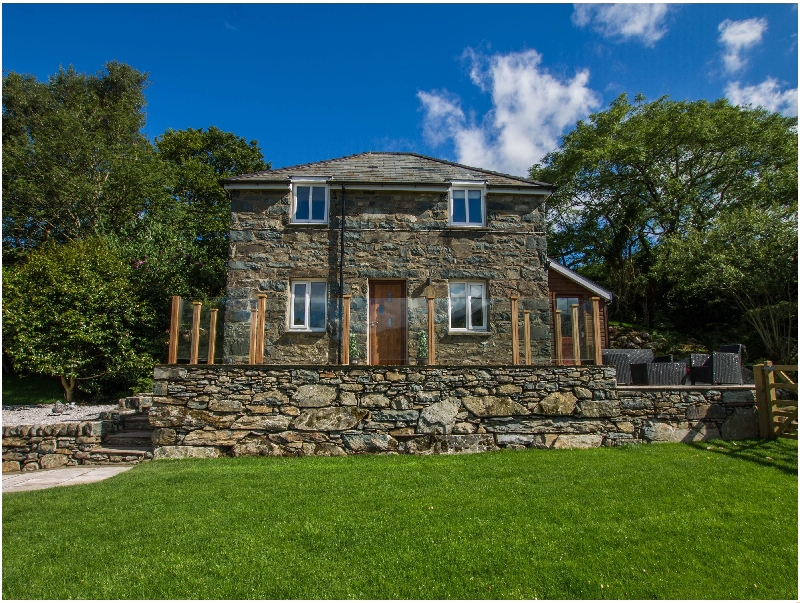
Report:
2,373,64,406
3,440,797,599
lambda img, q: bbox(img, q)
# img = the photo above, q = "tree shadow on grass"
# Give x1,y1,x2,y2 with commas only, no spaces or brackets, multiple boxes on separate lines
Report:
686,438,798,477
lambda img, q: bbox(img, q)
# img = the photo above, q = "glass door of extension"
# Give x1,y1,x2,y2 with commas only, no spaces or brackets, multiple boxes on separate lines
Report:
556,296,584,365
368,280,407,365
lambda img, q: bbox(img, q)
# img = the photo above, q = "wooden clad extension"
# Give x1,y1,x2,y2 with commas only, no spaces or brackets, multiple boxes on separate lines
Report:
547,261,612,365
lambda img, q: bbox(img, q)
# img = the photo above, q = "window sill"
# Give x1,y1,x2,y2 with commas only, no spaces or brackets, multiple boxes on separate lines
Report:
446,225,490,231
288,222,330,228
447,330,491,337
286,328,327,334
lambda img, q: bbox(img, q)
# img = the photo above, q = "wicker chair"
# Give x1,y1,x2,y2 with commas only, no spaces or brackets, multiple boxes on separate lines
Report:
690,351,742,385
602,351,632,385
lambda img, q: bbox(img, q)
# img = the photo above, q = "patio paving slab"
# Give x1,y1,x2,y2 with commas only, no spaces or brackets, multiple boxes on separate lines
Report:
2,466,133,493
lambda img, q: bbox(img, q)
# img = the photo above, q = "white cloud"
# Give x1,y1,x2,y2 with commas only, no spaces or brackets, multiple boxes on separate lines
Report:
718,18,768,74
572,4,671,47
418,49,601,177
725,78,798,116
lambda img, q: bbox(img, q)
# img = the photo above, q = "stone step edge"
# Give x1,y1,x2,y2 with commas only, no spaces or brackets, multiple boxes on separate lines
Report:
90,447,153,457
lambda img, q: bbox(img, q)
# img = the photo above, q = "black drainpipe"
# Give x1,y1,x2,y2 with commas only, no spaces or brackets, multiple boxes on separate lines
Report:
338,184,346,365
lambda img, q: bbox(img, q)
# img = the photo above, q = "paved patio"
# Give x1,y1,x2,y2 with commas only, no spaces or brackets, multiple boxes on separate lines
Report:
3,466,133,493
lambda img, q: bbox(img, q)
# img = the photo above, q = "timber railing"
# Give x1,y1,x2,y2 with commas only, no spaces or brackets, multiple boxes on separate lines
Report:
165,293,553,366
754,362,798,440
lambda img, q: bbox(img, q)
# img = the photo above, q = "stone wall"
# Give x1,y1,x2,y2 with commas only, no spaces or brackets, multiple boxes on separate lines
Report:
150,365,759,458
1,417,149,473
225,188,550,366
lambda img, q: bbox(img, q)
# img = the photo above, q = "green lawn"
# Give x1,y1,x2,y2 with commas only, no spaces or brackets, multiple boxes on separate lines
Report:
2,373,64,406
3,440,797,599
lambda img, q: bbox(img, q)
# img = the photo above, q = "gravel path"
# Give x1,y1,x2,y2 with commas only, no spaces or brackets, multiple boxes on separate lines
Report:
2,404,119,426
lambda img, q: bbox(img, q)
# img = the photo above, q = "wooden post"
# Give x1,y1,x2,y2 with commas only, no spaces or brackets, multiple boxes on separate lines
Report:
553,310,563,366
571,303,581,366
342,295,351,365
426,295,435,365
255,293,267,364
764,360,777,438
591,297,602,365
523,310,531,366
189,301,202,365
207,309,218,365
754,363,770,438
511,295,520,365
168,296,181,364
248,308,258,365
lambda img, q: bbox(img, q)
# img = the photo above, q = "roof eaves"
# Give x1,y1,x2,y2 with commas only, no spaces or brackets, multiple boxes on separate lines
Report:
548,259,613,303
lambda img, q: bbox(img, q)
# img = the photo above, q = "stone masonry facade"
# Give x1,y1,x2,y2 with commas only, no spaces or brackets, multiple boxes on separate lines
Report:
149,365,759,459
224,187,550,366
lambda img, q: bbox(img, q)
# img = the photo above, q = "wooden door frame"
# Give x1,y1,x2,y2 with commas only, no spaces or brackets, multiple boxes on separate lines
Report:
367,279,408,366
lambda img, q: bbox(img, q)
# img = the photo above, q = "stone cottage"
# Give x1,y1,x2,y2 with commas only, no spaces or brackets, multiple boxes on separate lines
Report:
221,152,555,366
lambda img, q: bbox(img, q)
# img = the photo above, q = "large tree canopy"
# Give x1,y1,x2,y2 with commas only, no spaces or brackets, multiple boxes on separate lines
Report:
530,94,797,339
2,62,271,399
2,62,171,262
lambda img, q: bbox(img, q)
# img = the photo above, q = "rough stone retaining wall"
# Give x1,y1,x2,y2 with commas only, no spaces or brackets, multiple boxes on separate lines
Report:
2,401,155,473
150,365,759,458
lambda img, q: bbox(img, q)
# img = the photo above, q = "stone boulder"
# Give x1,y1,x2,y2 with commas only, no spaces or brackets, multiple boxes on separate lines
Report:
232,436,282,457
417,399,460,434
462,396,528,417
153,446,223,460
550,434,603,449
231,415,292,432
341,433,398,453
292,407,369,431
294,384,337,408
152,428,177,446
536,391,578,416
182,429,248,446
39,454,69,469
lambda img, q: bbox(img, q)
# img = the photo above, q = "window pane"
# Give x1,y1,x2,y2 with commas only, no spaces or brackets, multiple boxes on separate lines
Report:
309,282,326,330
311,187,326,221
557,297,579,336
293,283,307,326
295,186,310,220
450,283,466,329
468,190,482,224
452,190,466,223
470,297,484,328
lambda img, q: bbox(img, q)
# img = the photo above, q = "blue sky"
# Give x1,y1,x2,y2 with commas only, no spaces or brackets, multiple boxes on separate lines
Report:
3,3,797,176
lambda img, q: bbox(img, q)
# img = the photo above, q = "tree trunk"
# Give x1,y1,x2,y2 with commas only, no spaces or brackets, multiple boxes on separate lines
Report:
60,376,76,402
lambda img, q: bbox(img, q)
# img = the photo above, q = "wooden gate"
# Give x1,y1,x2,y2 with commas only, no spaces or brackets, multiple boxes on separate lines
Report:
754,362,798,439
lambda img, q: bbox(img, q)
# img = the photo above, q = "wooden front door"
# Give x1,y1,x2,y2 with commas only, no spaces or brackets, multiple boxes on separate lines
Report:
369,280,407,365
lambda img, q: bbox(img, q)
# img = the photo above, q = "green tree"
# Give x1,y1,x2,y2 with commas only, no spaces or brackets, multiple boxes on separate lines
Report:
659,204,798,363
150,126,270,297
2,62,172,262
531,94,797,326
2,238,154,401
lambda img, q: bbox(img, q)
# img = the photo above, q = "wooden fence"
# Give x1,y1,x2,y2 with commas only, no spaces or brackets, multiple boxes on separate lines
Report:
754,362,798,440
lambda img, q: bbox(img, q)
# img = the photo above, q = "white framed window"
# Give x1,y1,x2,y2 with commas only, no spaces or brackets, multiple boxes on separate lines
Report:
448,281,487,332
449,183,486,227
289,280,327,331
291,180,329,224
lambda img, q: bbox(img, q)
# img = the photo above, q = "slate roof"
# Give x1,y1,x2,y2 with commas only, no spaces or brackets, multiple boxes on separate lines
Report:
222,152,553,189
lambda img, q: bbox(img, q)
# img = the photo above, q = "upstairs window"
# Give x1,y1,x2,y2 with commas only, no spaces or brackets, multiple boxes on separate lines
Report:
449,281,487,332
450,185,485,226
292,182,328,223
290,280,327,331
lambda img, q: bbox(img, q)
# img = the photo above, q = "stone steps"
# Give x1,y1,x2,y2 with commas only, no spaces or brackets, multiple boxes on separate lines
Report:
102,431,154,447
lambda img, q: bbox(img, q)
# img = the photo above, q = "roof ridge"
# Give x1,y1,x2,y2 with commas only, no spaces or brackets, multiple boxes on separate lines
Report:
363,151,547,186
